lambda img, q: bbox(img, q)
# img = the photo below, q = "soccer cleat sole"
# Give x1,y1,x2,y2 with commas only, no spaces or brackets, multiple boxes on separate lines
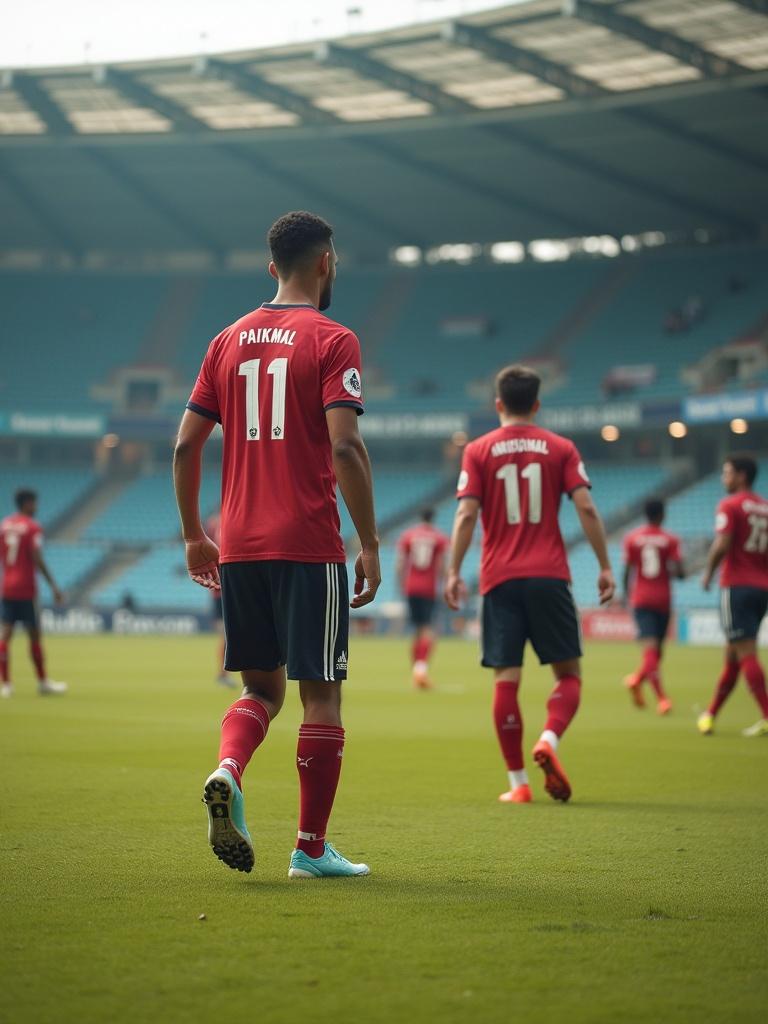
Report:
533,746,572,803
202,777,254,873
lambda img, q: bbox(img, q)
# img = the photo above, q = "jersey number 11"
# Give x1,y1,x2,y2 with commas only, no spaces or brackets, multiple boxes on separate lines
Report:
496,463,542,525
239,358,288,441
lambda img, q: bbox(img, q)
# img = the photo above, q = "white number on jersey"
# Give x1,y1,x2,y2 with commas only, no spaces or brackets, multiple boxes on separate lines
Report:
745,514,768,554
495,463,542,526
3,529,20,566
640,544,661,579
411,537,436,570
239,357,288,441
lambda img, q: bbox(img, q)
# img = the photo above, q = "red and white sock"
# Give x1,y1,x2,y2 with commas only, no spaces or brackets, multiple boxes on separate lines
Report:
0,641,9,683
412,636,432,666
539,675,581,750
296,723,345,859
217,697,270,788
740,655,768,718
493,680,527,786
635,646,659,684
708,661,740,717
30,641,46,682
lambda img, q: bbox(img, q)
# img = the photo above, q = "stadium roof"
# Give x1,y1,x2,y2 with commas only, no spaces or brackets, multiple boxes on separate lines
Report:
1,0,767,261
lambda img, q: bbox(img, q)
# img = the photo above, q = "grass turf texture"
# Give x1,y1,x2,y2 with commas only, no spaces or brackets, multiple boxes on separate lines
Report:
1,635,767,1024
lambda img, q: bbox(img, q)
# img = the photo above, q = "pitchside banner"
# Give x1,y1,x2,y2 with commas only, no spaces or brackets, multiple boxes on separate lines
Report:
41,608,208,635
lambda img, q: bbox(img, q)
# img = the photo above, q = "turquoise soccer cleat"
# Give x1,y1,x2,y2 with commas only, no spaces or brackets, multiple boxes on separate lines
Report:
202,768,254,873
288,842,370,879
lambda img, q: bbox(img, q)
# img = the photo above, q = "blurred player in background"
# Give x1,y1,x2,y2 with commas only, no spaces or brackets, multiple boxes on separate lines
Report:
397,507,448,690
446,365,614,804
174,211,380,879
699,455,768,737
205,509,236,688
621,498,683,715
0,488,67,697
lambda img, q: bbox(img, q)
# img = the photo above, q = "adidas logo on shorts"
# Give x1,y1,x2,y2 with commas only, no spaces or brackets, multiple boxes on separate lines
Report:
336,651,348,672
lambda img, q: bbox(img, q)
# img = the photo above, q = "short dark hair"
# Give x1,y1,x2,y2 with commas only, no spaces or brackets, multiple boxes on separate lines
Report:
645,497,664,523
420,507,435,523
15,488,36,511
496,365,541,415
267,211,333,275
726,453,758,486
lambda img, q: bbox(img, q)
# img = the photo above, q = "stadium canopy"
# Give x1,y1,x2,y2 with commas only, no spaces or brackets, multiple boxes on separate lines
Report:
1,0,767,263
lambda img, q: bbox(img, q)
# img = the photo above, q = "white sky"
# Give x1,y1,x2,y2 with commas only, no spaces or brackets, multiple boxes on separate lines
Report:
0,0,520,69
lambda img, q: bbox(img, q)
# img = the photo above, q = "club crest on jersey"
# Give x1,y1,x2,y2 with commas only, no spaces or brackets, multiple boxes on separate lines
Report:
343,368,362,398
457,470,469,492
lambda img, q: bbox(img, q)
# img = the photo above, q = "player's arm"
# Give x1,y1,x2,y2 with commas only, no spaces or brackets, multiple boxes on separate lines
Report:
445,498,479,611
572,487,615,605
702,533,730,591
326,406,380,609
32,547,63,606
173,409,220,590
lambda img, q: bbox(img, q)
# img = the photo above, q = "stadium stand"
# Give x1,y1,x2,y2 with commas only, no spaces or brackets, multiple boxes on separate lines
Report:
44,542,107,594
0,466,96,528
92,546,208,611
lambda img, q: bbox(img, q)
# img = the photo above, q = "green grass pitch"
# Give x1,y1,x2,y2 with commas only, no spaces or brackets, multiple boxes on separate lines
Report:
1,634,767,1023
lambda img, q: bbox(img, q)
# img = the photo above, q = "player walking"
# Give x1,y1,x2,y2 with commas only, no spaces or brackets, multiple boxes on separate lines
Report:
445,366,614,804
174,211,380,878
699,455,768,737
397,508,449,689
0,488,67,697
622,498,683,715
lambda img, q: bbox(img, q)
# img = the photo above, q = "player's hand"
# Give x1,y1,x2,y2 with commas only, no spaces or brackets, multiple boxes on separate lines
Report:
701,572,712,592
597,568,615,605
444,571,467,611
186,534,220,590
52,587,65,607
352,546,380,608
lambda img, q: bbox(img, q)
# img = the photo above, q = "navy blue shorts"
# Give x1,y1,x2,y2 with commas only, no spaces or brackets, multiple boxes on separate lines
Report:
481,577,582,668
1,598,39,629
220,561,349,681
633,607,670,642
407,596,435,628
720,586,768,642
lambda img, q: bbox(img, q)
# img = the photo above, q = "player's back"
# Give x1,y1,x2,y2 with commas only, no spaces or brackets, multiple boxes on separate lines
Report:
718,490,768,589
399,523,448,598
458,422,589,594
188,303,363,565
1,513,41,599
623,525,680,610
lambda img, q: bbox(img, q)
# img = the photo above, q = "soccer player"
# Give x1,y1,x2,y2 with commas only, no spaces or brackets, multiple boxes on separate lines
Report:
621,498,683,715
0,488,67,697
699,455,768,737
204,509,235,689
445,365,615,804
174,211,380,878
396,507,449,689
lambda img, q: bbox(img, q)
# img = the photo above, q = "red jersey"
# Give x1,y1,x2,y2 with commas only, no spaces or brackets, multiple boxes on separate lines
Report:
716,491,768,589
398,523,449,599
188,303,363,564
623,525,682,613
457,423,589,595
1,513,43,600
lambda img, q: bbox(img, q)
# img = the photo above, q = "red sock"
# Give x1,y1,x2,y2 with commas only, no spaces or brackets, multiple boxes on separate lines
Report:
218,698,270,788
412,636,431,664
544,675,581,738
740,655,768,718
0,641,8,683
493,681,524,771
636,646,659,683
30,641,46,682
708,661,739,716
646,649,666,699
296,723,345,858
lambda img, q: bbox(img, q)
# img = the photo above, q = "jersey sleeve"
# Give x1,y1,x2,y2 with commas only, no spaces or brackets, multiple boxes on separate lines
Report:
397,531,410,555
457,445,483,503
187,342,220,423
322,330,364,415
32,524,43,550
563,441,591,496
715,499,733,535
669,535,682,562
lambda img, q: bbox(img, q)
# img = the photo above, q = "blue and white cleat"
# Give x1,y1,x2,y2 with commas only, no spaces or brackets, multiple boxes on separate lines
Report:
202,768,254,873
288,842,370,879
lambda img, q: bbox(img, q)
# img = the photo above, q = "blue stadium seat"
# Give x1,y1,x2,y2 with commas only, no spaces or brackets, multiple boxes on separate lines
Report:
0,466,95,529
